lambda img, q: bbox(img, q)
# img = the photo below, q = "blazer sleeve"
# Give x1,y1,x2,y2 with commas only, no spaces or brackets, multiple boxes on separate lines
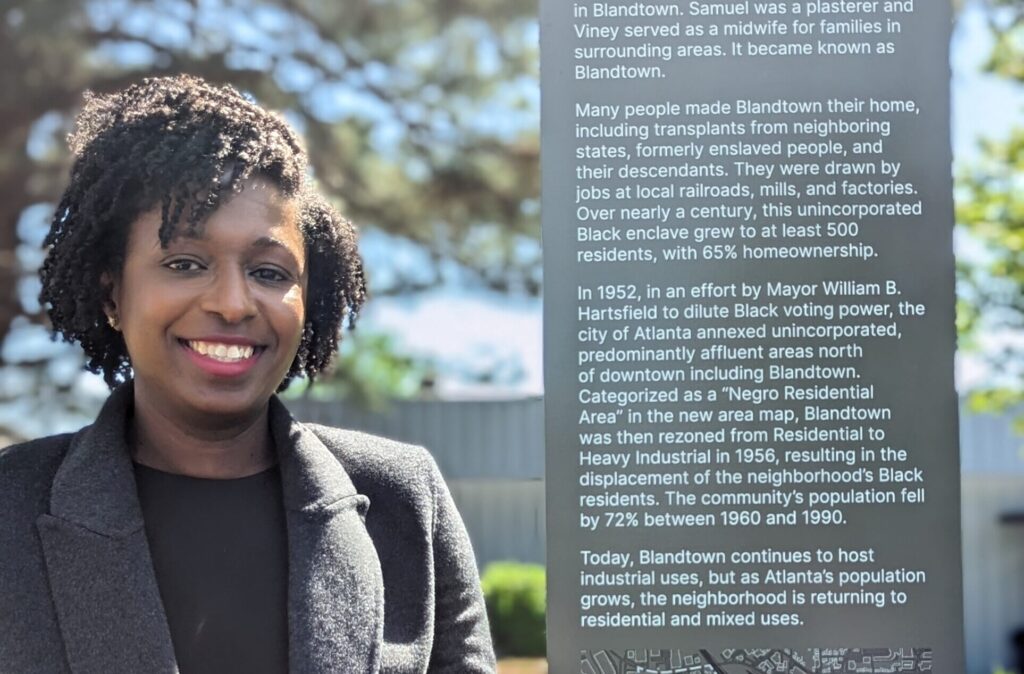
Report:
425,457,497,673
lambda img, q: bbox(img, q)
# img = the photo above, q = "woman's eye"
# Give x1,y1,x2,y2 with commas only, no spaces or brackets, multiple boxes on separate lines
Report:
252,267,288,283
165,259,202,272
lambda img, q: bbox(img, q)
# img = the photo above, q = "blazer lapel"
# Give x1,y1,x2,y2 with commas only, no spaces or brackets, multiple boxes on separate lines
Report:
36,384,177,674
36,386,384,674
270,397,384,674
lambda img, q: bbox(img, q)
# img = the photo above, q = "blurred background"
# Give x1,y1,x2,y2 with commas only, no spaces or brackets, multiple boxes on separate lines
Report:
2,0,1024,671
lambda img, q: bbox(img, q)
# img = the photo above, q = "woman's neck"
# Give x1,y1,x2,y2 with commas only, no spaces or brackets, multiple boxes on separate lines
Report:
129,393,276,479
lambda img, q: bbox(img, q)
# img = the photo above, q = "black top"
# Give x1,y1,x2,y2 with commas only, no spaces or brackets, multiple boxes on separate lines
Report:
134,463,289,674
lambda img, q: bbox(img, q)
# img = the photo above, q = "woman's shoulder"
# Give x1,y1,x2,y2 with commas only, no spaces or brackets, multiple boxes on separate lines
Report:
0,433,77,491
302,423,445,498
304,422,437,471
0,433,78,536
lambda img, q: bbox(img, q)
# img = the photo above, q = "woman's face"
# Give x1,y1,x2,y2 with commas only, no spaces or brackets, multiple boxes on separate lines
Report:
109,179,308,425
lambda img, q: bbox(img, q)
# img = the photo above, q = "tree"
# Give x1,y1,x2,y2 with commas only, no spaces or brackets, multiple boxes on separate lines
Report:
956,0,1024,410
0,0,540,431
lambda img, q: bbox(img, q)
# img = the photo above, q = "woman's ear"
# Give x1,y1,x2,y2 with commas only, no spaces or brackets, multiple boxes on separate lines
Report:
100,271,120,331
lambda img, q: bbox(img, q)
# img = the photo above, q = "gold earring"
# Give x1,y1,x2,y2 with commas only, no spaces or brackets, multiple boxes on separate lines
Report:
107,314,120,331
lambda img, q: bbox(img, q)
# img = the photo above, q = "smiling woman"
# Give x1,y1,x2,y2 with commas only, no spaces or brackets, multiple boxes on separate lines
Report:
0,75,496,673
111,181,310,476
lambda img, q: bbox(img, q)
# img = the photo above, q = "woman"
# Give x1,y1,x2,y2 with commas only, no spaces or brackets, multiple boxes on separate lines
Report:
0,75,496,673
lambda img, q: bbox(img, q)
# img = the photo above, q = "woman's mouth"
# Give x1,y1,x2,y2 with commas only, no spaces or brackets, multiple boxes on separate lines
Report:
179,339,264,376
186,339,257,362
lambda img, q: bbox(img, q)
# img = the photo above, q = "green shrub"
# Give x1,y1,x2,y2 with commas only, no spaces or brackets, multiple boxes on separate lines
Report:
480,561,546,657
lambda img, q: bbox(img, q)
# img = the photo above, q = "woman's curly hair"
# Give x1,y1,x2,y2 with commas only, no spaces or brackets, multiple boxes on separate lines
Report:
39,74,366,390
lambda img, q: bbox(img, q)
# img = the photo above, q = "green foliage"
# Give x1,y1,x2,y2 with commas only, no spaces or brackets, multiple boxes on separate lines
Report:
957,128,1024,408
0,0,539,429
480,561,546,657
957,2,1024,410
3,0,540,301
294,331,434,410
983,1,1024,84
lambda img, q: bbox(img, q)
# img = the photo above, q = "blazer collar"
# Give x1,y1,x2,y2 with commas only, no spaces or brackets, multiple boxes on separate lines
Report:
47,381,143,537
268,393,364,513
48,383,363,530
39,382,384,674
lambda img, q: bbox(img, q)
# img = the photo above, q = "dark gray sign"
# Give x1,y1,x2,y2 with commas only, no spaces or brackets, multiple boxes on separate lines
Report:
541,1,963,672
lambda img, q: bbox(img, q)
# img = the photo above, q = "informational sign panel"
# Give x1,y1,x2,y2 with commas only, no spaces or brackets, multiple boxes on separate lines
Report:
541,1,963,672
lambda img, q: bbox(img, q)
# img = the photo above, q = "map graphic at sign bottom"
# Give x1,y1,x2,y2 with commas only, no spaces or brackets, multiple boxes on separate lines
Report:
580,647,933,674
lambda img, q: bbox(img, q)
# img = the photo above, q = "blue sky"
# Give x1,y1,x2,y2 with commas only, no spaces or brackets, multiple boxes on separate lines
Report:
359,1,1021,399
3,2,1017,429
952,2,1024,160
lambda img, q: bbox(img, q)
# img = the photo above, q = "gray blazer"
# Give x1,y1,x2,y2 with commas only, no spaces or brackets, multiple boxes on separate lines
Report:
0,384,496,673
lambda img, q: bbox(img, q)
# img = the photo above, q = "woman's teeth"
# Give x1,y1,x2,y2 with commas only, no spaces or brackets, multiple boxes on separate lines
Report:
187,340,255,362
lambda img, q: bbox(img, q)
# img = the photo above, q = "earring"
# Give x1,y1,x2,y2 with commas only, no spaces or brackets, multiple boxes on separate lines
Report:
107,314,120,331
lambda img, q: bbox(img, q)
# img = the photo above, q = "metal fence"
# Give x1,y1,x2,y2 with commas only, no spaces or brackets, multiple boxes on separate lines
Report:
287,396,547,567
290,396,1024,674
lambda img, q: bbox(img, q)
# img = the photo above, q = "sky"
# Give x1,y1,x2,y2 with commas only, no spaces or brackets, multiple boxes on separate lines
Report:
2,1,1017,434
358,1,1021,399
952,2,1023,162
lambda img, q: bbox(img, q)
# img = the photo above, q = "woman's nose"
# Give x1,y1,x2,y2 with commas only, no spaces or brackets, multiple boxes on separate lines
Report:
200,268,257,323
